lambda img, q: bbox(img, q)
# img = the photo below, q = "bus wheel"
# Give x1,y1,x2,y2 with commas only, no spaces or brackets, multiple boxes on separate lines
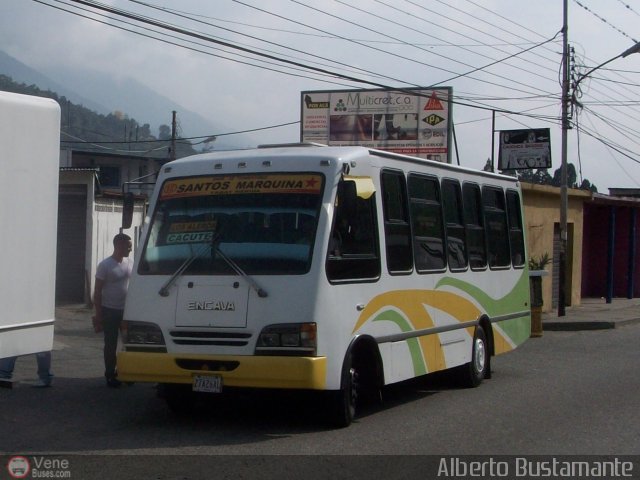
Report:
460,326,488,388
327,359,358,428
162,384,196,414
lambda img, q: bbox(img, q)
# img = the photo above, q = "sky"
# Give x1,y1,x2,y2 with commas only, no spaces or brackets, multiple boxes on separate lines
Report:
1,0,639,192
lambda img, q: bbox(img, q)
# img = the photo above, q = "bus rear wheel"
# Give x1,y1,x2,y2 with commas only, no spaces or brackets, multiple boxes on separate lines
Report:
460,325,488,388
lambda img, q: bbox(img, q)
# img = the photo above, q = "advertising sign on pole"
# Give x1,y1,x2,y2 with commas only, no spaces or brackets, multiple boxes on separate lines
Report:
497,128,552,170
301,87,453,163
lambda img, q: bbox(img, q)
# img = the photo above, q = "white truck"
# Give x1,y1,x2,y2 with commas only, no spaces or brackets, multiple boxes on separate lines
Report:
0,91,60,359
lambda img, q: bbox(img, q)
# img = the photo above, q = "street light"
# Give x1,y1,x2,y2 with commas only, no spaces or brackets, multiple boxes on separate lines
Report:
575,40,640,92
558,38,640,316
622,41,640,58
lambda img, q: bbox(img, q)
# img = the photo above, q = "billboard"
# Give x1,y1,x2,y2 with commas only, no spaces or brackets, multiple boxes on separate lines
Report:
301,87,453,162
498,128,552,170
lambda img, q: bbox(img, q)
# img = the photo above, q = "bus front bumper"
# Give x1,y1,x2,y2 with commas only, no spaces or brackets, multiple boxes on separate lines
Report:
117,352,327,390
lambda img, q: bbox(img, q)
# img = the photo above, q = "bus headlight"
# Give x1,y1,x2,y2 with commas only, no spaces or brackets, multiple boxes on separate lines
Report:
256,323,317,356
125,322,165,346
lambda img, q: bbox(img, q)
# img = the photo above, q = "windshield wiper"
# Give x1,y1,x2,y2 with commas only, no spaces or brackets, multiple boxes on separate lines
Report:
158,242,210,297
212,242,268,298
158,235,269,298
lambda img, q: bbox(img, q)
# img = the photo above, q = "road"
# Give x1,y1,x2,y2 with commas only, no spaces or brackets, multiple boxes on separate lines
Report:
1,307,639,478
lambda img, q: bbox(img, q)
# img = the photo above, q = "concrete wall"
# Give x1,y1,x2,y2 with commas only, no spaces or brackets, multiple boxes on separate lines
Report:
522,183,590,312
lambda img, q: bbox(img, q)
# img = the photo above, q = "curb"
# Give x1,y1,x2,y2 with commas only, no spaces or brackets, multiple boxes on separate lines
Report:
542,317,640,331
543,321,615,331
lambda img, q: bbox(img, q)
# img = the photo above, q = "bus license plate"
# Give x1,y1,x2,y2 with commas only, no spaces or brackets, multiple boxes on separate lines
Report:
192,375,222,393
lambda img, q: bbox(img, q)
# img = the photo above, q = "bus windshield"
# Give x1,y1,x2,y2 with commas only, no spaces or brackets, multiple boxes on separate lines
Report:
139,173,324,276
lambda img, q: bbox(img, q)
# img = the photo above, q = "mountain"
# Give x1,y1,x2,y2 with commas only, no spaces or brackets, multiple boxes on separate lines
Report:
0,50,109,114
46,64,221,141
0,50,242,149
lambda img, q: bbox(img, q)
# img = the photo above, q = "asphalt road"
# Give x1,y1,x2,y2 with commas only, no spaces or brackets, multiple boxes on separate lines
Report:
1,308,639,478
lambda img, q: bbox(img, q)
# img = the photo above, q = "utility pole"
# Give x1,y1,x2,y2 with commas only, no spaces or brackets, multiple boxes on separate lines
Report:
491,110,496,173
170,110,177,162
558,0,570,316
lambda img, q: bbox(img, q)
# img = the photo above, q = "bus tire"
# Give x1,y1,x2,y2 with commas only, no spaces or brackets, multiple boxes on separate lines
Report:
460,325,488,388
162,384,196,414
327,356,358,428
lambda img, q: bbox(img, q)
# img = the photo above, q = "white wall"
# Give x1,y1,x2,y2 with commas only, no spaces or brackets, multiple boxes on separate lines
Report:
88,197,144,303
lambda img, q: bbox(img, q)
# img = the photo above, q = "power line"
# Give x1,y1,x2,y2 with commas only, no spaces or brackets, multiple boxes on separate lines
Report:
45,0,563,120
61,120,301,146
391,0,561,77
288,0,558,96
128,0,407,85
572,0,638,43
35,0,362,88
616,0,640,18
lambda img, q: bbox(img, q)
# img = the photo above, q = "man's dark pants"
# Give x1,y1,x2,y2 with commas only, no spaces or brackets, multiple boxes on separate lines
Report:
102,306,124,380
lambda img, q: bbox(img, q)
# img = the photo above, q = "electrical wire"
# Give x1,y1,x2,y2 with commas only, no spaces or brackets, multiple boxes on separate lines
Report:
38,0,564,120
389,0,561,77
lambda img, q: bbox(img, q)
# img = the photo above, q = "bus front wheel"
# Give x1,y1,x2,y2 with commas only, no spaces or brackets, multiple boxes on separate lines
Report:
327,357,358,428
160,384,196,414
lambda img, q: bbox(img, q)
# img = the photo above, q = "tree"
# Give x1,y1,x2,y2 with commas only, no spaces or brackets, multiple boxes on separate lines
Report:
158,124,172,141
517,163,597,192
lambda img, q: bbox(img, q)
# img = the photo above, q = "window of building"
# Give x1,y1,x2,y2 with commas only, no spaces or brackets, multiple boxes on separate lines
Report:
98,166,121,188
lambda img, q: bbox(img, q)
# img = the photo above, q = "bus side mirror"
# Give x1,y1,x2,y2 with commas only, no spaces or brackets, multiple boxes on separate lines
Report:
338,180,358,218
122,192,134,230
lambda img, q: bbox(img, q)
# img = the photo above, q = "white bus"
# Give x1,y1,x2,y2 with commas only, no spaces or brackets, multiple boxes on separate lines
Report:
118,144,531,426
0,92,60,360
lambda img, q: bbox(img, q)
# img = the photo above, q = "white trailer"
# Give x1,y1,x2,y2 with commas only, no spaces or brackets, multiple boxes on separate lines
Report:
0,91,60,359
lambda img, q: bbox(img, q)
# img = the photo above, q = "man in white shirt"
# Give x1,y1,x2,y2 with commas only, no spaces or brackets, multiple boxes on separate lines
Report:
94,233,133,388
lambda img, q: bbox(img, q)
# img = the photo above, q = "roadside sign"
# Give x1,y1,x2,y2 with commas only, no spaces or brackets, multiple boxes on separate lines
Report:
301,87,453,163
498,128,552,170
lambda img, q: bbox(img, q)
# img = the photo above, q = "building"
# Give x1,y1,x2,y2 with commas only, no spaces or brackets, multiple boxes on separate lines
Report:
582,192,640,300
522,182,640,312
56,149,163,304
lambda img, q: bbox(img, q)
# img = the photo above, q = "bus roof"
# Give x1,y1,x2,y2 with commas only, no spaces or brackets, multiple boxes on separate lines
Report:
165,144,519,185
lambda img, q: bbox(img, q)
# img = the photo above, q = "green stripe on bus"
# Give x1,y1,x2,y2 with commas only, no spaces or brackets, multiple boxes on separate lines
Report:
435,270,531,345
372,309,427,376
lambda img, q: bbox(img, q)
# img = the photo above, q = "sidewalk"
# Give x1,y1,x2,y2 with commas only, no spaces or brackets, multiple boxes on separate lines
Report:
542,297,640,330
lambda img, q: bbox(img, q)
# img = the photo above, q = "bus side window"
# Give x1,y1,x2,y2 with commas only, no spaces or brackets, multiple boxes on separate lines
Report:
482,186,511,268
381,170,413,274
326,181,380,282
463,183,488,270
442,179,468,271
506,190,525,268
408,174,446,272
